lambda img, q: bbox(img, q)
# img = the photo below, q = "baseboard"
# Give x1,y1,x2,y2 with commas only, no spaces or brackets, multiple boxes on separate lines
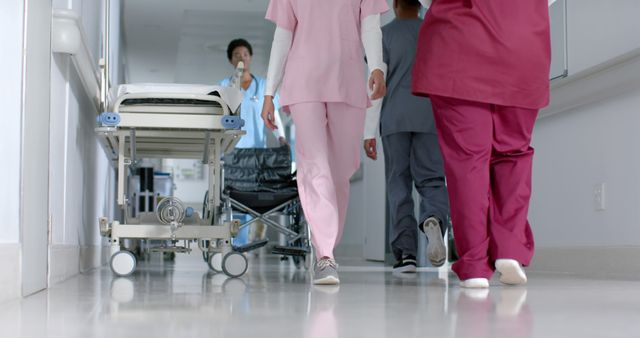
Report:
49,245,80,285
530,246,640,277
79,245,110,273
49,244,109,285
0,244,21,303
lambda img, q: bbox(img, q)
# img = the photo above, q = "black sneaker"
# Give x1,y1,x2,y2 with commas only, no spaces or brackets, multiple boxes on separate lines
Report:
393,255,417,273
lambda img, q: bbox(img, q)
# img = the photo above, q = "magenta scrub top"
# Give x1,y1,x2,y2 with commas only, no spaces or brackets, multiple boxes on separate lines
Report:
412,0,551,109
266,0,389,112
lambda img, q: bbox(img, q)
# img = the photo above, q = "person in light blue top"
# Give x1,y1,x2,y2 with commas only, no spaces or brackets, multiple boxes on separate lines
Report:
219,38,285,148
220,39,287,247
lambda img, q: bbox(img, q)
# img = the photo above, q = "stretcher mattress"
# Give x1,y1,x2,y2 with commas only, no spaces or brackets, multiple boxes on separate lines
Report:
116,83,221,97
115,83,243,114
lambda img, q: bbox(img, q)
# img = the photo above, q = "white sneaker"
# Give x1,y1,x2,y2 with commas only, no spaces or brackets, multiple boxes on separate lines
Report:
495,259,527,285
423,217,446,267
460,278,489,289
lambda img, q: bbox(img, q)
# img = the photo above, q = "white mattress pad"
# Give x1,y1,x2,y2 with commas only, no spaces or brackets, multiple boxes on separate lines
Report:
115,83,243,113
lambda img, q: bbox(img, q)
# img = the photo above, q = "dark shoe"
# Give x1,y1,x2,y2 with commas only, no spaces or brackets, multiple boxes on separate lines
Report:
393,255,417,273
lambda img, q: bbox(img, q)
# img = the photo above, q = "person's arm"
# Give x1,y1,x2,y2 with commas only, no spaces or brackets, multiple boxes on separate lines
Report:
364,62,386,140
265,27,292,97
361,14,384,77
263,27,293,130
363,92,384,160
418,0,432,9
272,95,287,142
361,14,386,100
363,62,386,160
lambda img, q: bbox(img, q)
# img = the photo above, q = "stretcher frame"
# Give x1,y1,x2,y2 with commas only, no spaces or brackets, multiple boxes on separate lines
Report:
97,91,248,277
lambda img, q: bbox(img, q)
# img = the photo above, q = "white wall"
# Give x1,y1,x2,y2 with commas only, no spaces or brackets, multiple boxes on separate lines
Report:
530,1,640,249
527,1,640,275
532,89,640,247
49,0,122,282
0,0,24,303
0,0,24,244
566,0,640,75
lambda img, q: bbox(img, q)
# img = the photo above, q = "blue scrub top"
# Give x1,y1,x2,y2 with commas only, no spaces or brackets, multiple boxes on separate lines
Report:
219,75,281,149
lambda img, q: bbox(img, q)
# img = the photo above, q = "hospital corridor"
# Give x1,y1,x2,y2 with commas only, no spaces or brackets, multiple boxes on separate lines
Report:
1,0,640,337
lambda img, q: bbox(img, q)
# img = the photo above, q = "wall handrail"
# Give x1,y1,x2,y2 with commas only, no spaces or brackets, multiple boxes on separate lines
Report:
51,9,105,113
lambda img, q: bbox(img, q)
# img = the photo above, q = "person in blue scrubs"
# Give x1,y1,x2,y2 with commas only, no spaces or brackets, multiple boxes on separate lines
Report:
219,39,286,246
219,38,286,148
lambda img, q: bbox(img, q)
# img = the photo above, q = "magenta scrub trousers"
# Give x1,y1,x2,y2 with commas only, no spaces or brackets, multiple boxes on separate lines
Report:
412,1,550,280
430,96,538,280
289,102,365,259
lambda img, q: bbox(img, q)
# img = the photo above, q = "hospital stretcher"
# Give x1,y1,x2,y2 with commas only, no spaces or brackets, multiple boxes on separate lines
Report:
96,82,250,278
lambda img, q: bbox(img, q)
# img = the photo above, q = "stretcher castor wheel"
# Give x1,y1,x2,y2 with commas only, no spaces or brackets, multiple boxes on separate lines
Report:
110,251,137,276
208,252,223,273
222,252,248,278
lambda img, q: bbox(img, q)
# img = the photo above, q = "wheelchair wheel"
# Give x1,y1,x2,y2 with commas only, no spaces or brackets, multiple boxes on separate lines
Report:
208,252,223,273
201,239,211,263
222,252,248,278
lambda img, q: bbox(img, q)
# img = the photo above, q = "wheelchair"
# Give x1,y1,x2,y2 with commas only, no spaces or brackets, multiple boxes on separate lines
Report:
203,144,311,270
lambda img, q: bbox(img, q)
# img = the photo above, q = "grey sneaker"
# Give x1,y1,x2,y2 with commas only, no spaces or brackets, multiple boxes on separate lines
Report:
313,258,340,285
423,217,446,267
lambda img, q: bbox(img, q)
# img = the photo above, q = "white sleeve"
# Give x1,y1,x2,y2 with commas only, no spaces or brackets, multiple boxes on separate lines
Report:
361,14,385,76
363,63,386,140
265,27,293,97
548,0,557,6
418,0,432,9
364,97,383,140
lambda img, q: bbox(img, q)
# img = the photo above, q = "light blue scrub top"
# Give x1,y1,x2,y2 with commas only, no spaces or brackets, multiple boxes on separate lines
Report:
219,75,281,149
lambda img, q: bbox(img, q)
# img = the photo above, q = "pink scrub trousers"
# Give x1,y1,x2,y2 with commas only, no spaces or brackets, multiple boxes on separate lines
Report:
289,102,365,259
430,95,538,280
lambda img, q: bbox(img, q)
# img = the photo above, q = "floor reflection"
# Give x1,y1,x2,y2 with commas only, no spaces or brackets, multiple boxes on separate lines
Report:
2,254,640,338
306,286,340,338
452,288,531,338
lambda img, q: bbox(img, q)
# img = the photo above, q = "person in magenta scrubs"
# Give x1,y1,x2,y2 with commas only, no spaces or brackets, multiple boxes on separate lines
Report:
261,0,389,285
412,0,551,288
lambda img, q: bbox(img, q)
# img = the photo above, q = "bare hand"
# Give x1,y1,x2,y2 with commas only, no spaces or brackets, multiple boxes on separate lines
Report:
369,69,386,100
261,96,278,131
279,136,289,146
364,138,377,160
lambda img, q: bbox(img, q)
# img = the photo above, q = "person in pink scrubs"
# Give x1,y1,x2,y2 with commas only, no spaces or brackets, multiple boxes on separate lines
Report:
261,0,389,285
412,0,551,288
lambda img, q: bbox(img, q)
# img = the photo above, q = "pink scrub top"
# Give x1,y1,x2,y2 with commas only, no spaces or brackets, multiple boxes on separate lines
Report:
412,0,551,109
266,0,389,112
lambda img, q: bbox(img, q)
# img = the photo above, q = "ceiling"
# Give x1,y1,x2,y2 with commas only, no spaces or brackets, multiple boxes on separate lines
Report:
122,0,396,84
122,0,275,84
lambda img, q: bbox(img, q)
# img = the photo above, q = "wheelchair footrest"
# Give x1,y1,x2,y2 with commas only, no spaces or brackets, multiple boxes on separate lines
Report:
272,245,309,257
234,239,269,253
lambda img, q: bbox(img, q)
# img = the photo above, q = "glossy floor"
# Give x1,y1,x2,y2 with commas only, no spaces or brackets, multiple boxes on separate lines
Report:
1,254,639,338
